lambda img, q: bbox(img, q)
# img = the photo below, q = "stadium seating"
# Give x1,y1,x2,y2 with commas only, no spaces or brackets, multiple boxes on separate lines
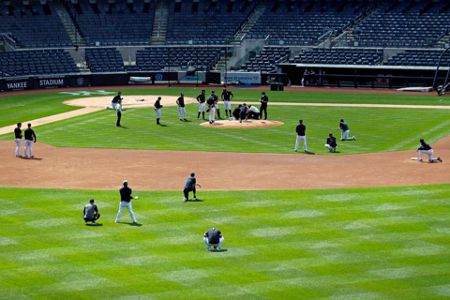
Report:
386,49,449,66
248,1,363,46
352,1,450,48
65,0,154,46
240,47,290,72
290,48,383,65
132,47,224,71
0,2,72,48
85,48,125,72
0,49,79,77
166,0,255,45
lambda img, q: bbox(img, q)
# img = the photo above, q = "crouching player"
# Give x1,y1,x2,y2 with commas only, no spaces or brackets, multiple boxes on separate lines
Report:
83,199,100,225
203,227,224,251
325,133,338,152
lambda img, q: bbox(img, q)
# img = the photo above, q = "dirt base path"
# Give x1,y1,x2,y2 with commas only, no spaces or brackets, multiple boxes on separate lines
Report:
1,136,448,191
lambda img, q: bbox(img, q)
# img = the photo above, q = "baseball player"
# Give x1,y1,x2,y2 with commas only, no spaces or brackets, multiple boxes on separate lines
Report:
154,96,163,125
176,93,187,121
417,139,442,163
339,119,356,141
111,92,123,111
206,93,216,124
115,180,138,224
23,123,37,159
221,88,234,118
294,119,308,152
246,105,260,120
183,172,201,202
83,198,100,225
116,108,122,127
324,133,337,152
239,103,248,123
197,89,206,120
14,122,22,157
210,91,221,120
203,227,224,251
260,92,269,120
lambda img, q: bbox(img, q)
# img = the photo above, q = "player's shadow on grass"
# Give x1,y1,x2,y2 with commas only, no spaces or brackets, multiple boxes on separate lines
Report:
117,221,143,227
85,223,103,227
185,199,203,203
304,150,315,155
211,249,228,252
117,125,128,129
158,124,168,127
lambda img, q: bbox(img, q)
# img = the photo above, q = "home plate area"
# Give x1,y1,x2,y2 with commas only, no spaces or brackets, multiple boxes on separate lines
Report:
200,119,284,128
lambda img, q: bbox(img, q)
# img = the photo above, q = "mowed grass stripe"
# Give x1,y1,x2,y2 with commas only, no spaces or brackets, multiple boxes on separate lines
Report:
0,185,449,298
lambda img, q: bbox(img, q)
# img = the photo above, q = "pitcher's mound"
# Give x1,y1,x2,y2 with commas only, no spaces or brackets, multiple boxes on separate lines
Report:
200,119,284,128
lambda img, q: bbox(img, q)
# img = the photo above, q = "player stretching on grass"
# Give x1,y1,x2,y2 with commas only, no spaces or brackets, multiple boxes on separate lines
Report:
183,172,201,202
115,180,138,224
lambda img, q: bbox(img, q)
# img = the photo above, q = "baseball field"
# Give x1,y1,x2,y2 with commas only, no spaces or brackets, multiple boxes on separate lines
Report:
0,86,449,299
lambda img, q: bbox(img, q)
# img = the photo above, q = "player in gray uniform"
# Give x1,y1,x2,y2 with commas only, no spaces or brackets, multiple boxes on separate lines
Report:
83,199,100,225
14,122,22,157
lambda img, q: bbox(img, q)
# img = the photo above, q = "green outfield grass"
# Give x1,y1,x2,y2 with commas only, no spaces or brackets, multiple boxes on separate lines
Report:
4,104,448,155
1,185,449,299
0,93,80,128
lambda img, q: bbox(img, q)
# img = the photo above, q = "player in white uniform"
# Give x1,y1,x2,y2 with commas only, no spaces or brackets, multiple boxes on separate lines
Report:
207,94,216,124
176,93,187,121
154,97,163,125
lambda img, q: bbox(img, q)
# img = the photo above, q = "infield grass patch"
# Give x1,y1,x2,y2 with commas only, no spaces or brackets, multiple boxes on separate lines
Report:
16,104,450,154
0,185,449,299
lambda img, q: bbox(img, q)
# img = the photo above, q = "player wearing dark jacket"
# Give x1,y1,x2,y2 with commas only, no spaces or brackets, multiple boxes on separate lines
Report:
260,92,269,120
417,139,442,163
23,123,37,159
14,122,22,157
183,172,201,202
294,120,308,152
203,228,224,251
325,133,337,152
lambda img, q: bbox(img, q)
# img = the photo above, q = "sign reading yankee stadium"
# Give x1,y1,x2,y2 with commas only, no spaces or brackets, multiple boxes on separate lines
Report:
38,77,66,88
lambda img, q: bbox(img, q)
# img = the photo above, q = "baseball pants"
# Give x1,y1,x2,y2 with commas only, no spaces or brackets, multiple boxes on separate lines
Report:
209,107,216,123
115,201,137,223
341,130,355,140
183,187,196,200
198,103,205,112
419,149,437,161
295,135,308,152
155,108,162,118
15,138,22,156
112,102,122,111
204,237,224,250
325,143,336,152
224,101,231,110
24,140,33,157
178,107,187,119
